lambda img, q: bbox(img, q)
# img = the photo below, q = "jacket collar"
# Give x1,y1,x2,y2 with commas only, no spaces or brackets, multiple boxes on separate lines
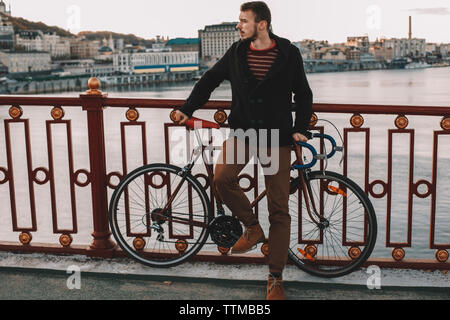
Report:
236,33,291,88
269,32,291,58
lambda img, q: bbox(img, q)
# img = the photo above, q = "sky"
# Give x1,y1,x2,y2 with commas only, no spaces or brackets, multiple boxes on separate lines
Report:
4,0,450,43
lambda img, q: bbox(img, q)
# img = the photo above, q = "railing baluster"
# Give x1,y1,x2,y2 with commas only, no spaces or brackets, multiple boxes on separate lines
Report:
80,78,116,256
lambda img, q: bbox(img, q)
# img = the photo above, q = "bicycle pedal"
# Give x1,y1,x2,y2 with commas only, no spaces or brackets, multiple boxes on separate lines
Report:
297,248,315,262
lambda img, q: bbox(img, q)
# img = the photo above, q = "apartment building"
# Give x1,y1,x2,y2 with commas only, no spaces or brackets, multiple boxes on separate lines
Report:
381,38,426,58
0,7,14,50
0,51,51,73
15,31,71,58
347,36,370,53
70,38,101,59
198,22,240,60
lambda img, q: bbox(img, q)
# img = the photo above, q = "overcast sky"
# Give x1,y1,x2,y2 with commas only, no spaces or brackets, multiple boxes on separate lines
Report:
5,0,450,43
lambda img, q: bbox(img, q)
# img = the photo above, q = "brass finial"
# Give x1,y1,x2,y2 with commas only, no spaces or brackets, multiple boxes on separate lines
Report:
86,77,102,95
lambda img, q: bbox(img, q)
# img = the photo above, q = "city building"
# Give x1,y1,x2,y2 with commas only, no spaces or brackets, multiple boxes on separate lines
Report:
439,44,449,57
42,33,71,58
369,46,394,62
381,38,426,58
322,48,346,61
0,7,14,50
57,59,93,75
347,36,370,53
107,34,114,51
166,38,200,53
113,51,198,74
98,45,113,56
360,52,377,62
198,22,240,60
87,64,116,76
312,47,331,60
146,36,171,53
0,51,51,73
114,38,124,52
15,30,44,51
14,31,71,58
292,41,311,59
95,47,114,64
294,39,330,60
57,59,115,77
70,38,101,59
122,44,144,54
97,35,114,55
345,48,361,61
0,0,11,15
426,43,438,55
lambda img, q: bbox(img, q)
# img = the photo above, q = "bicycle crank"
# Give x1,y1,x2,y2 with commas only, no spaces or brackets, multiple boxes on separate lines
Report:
209,215,243,248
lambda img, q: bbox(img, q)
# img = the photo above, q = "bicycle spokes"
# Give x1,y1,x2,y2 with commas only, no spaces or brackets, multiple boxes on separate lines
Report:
288,171,377,277
110,164,211,267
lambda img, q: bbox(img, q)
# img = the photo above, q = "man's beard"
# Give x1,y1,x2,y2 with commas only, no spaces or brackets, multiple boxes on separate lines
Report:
247,25,258,41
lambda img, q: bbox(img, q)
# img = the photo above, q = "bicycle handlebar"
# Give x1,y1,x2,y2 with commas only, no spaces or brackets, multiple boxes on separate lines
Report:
179,115,343,170
292,132,342,170
312,133,338,159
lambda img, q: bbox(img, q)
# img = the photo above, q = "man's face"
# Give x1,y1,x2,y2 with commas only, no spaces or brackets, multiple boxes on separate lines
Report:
236,10,261,41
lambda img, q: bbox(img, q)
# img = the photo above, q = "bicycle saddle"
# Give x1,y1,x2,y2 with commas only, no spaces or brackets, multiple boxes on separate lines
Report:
185,117,220,130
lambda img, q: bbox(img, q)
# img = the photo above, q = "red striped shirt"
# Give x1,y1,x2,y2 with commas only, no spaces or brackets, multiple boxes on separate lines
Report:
247,40,278,80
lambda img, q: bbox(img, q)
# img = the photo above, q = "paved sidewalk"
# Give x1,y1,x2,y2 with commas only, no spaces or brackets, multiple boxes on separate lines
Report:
0,252,449,300
1,267,450,300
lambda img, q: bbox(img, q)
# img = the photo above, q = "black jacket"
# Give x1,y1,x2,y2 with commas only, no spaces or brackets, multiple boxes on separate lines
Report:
180,33,313,146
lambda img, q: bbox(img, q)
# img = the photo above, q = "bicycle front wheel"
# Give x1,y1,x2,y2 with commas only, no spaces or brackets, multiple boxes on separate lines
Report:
288,171,377,278
109,164,211,268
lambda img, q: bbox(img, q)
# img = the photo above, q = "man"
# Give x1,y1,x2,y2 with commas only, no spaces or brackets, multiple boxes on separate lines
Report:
173,1,313,300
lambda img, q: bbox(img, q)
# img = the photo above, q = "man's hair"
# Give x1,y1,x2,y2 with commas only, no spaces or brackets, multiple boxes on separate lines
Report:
240,1,272,31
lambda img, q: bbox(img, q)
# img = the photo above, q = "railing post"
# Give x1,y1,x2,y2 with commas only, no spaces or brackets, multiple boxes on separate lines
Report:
81,77,116,257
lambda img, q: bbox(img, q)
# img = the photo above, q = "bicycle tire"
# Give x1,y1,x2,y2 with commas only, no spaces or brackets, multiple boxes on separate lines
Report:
109,163,211,268
288,171,377,278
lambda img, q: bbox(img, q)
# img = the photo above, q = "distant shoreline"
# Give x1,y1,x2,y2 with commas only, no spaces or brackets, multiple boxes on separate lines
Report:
1,65,449,95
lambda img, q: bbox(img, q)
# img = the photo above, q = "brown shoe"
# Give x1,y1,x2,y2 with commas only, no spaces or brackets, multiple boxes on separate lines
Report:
231,223,265,254
266,274,286,300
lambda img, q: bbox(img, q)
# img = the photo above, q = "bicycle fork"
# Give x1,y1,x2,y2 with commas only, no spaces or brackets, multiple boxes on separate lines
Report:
294,144,327,228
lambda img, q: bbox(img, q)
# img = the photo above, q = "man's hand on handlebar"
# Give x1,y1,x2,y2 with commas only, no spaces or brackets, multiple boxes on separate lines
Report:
292,132,308,143
173,110,189,125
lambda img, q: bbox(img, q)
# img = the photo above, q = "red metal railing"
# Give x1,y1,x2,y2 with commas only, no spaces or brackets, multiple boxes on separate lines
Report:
0,78,449,269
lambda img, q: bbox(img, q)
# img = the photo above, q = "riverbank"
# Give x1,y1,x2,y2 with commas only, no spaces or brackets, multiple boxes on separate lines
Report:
0,70,200,95
2,63,448,95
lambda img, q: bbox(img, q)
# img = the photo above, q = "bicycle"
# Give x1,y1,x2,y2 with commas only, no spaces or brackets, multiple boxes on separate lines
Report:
109,116,377,278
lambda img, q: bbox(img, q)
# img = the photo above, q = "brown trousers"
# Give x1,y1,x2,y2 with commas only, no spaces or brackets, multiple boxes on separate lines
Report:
214,137,292,273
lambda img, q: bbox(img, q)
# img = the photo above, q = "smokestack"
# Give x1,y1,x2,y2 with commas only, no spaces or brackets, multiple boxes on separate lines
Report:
409,16,412,39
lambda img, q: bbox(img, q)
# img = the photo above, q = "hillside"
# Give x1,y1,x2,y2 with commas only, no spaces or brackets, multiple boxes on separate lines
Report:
78,31,155,46
1,12,76,38
1,12,154,46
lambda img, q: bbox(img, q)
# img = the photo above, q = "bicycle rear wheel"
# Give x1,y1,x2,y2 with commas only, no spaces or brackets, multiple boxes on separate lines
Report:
109,164,211,268
288,171,377,277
